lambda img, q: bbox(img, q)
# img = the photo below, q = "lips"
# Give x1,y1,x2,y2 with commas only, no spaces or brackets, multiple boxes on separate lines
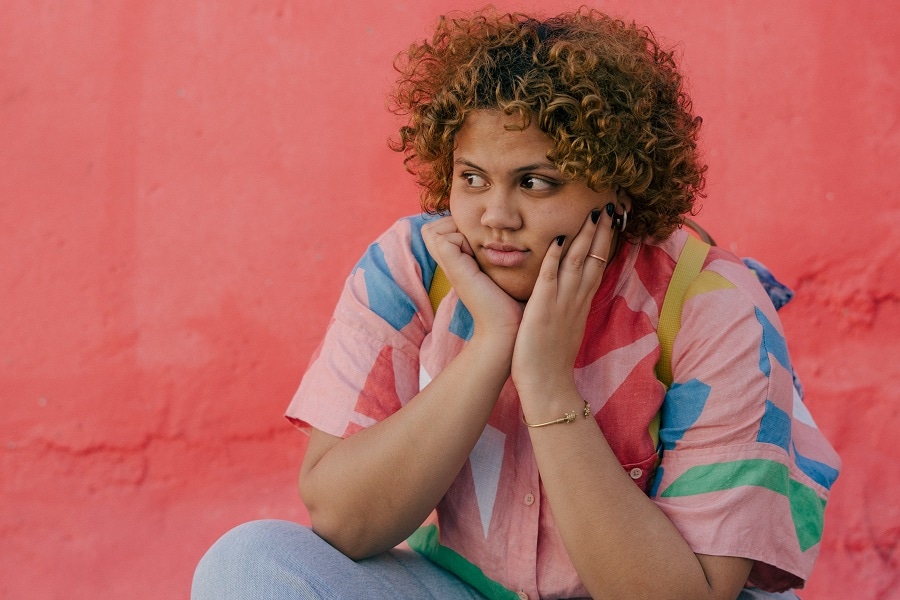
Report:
481,243,529,267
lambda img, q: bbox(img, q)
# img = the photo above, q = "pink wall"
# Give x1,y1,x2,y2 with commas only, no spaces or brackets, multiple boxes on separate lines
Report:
2,1,897,598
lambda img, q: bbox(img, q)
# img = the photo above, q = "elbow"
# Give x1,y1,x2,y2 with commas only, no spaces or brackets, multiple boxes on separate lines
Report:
301,486,379,560
309,512,385,561
306,508,366,560
305,497,415,560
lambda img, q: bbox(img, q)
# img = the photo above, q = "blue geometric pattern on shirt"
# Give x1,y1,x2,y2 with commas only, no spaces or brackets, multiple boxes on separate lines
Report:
660,379,711,451
755,306,791,378
793,442,840,490
405,214,438,290
757,400,792,451
449,300,474,341
354,243,417,332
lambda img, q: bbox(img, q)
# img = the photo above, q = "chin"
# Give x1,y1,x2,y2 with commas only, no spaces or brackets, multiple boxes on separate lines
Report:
477,262,536,302
492,275,534,303
506,286,532,303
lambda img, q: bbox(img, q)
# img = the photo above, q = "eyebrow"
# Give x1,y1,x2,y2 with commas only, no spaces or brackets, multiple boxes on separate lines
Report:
454,158,559,174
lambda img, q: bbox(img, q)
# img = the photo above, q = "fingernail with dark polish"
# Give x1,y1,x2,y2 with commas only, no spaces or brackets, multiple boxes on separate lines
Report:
605,203,615,216
556,235,566,246
591,209,601,224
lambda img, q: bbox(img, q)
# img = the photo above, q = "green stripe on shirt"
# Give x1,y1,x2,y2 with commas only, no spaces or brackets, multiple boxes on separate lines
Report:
660,458,826,551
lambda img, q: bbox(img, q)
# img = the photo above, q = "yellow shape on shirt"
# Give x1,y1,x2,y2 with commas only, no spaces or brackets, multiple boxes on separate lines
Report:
685,271,736,302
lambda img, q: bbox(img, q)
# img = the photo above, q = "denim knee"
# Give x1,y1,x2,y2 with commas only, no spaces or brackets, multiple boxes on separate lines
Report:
191,519,322,600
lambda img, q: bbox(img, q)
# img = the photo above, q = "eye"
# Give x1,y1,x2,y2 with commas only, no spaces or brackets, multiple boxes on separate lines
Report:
521,176,558,191
463,173,488,188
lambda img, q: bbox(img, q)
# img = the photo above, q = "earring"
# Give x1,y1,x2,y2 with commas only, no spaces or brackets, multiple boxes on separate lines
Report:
611,209,628,232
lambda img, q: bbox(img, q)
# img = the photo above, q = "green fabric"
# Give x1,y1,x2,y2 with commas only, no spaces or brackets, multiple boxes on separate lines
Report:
789,479,828,552
406,525,519,600
659,458,826,551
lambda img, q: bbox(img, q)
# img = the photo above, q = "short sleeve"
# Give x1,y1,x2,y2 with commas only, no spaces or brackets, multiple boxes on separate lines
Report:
285,216,438,438
650,250,840,592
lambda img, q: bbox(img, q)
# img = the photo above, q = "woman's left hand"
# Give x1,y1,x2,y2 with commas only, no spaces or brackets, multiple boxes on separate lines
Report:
512,205,616,416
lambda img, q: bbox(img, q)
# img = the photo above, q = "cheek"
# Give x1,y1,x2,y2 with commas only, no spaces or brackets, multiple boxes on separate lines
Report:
448,196,477,228
529,208,583,242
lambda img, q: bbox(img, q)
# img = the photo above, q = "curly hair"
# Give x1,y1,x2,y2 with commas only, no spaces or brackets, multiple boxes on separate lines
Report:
389,7,706,241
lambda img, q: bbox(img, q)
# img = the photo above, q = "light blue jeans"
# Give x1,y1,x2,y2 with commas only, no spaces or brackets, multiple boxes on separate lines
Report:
191,520,487,599
191,520,801,599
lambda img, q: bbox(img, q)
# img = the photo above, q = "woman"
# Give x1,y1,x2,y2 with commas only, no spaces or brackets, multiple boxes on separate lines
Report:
193,9,839,599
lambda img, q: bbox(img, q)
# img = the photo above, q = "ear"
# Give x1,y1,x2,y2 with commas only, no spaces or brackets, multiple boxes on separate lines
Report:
616,187,633,213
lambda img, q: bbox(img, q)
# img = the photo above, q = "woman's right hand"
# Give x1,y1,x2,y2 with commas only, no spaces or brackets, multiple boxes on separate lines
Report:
301,216,525,559
422,215,523,338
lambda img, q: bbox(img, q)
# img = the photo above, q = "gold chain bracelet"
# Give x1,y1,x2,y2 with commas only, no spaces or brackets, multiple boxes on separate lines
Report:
522,401,591,428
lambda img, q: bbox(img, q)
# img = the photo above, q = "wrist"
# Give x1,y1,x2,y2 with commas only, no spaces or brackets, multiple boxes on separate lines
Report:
518,385,585,425
469,326,518,354
461,330,517,376
522,400,591,428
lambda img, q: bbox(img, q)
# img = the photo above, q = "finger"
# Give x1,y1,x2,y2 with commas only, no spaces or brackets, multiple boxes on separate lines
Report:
423,217,463,257
458,233,474,257
433,233,478,278
424,216,476,257
556,207,605,296
584,202,616,270
422,217,476,281
529,234,566,305
579,202,618,295
421,216,457,245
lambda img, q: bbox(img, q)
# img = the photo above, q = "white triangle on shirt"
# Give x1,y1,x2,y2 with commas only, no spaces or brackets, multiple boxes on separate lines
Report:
419,364,433,391
470,424,506,538
792,385,818,428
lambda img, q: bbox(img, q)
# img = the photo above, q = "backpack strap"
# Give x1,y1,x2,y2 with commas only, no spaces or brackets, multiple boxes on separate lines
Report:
429,265,452,315
655,235,711,388
648,234,710,449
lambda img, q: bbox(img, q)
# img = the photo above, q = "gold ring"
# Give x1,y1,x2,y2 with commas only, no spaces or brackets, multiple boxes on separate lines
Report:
587,253,607,264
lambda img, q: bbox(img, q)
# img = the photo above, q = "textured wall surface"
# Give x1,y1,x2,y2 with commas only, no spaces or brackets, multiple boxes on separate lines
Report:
1,1,897,598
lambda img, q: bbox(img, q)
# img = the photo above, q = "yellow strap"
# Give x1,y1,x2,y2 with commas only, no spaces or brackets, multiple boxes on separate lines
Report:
428,265,452,315
655,235,710,388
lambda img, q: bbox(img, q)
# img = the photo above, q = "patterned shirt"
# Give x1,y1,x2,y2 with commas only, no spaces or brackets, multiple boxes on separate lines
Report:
286,215,840,598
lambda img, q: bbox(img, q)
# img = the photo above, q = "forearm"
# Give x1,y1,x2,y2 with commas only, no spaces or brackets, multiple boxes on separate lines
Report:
525,389,751,600
300,332,515,559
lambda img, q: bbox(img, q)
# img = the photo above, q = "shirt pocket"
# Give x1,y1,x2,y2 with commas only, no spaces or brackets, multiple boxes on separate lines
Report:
621,452,660,494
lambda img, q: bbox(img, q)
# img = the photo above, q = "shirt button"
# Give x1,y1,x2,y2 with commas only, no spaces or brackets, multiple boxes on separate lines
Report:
517,592,529,600
629,467,643,479
524,492,535,506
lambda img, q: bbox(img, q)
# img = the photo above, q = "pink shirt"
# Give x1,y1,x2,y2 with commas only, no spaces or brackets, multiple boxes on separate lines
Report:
287,215,839,598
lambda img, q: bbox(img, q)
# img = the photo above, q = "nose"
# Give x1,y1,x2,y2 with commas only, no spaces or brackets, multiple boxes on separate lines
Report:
480,189,522,230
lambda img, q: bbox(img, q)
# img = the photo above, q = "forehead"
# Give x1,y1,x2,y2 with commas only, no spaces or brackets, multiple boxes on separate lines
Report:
454,110,555,167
